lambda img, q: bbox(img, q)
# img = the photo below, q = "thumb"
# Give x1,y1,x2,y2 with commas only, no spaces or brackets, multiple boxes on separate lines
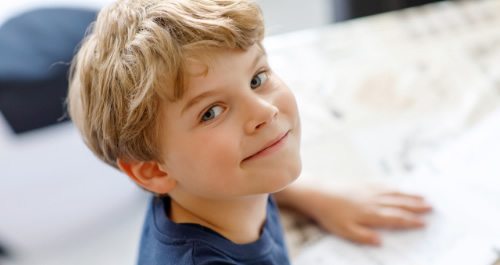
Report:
341,224,381,246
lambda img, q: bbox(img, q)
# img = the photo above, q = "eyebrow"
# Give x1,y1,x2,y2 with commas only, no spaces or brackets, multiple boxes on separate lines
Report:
181,90,218,116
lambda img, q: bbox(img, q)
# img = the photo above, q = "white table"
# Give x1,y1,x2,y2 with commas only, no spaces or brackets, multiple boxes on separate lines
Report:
263,0,500,263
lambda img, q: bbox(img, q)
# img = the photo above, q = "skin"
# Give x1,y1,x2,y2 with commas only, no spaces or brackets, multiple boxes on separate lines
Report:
118,43,432,246
274,184,432,245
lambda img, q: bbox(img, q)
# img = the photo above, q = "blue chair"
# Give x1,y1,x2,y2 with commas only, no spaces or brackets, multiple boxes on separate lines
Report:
0,8,96,134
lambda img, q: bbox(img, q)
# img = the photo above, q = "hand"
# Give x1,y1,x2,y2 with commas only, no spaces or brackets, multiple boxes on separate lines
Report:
304,186,432,245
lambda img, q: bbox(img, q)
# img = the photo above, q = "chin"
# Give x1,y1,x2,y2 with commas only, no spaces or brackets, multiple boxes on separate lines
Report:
268,157,302,194
288,156,302,183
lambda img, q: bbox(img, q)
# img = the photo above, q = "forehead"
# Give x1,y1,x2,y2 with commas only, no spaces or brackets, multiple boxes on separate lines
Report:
187,45,260,71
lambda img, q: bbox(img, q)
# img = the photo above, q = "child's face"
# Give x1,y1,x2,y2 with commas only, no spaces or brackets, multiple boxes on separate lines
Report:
159,44,301,199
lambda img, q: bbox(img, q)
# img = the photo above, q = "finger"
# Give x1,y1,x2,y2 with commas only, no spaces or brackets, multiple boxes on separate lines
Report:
339,224,381,246
381,191,425,201
365,208,426,229
377,196,432,213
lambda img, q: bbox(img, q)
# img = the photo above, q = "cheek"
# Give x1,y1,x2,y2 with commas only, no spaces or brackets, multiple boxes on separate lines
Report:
277,87,300,123
272,77,298,112
183,129,241,171
177,133,243,195
286,91,299,113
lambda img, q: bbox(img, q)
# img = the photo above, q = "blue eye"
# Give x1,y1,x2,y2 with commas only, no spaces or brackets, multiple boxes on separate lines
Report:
250,72,268,89
201,105,224,122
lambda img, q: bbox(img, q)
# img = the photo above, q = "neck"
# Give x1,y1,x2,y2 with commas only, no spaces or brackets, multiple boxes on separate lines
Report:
169,193,269,244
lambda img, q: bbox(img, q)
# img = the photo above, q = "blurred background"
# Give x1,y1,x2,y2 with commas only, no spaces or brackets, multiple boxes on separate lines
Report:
3,0,485,264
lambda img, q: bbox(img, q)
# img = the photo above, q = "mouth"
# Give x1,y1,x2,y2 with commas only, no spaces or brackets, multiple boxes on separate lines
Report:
243,130,290,162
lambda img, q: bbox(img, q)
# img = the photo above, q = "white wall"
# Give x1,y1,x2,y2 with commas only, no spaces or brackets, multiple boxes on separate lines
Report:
257,0,334,35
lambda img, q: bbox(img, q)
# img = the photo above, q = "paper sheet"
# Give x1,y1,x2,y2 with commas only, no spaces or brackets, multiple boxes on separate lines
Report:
294,109,500,265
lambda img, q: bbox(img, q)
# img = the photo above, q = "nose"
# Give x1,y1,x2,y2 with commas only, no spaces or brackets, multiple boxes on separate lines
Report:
243,94,279,134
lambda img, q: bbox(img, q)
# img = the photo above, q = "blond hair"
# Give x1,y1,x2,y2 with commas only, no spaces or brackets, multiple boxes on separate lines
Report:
68,0,264,168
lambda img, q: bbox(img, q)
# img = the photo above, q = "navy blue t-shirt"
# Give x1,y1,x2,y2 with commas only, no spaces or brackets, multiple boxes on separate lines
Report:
137,195,291,265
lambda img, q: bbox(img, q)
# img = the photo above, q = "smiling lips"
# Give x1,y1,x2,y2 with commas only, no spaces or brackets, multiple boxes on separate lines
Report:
243,131,290,161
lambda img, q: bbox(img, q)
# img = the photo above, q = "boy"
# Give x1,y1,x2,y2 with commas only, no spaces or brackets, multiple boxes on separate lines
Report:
68,0,431,264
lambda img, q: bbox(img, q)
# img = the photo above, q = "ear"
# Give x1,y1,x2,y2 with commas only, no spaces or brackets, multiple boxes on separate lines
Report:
117,158,176,194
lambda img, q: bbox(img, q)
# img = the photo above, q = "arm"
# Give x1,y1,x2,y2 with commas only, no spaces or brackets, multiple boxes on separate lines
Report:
273,184,432,245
